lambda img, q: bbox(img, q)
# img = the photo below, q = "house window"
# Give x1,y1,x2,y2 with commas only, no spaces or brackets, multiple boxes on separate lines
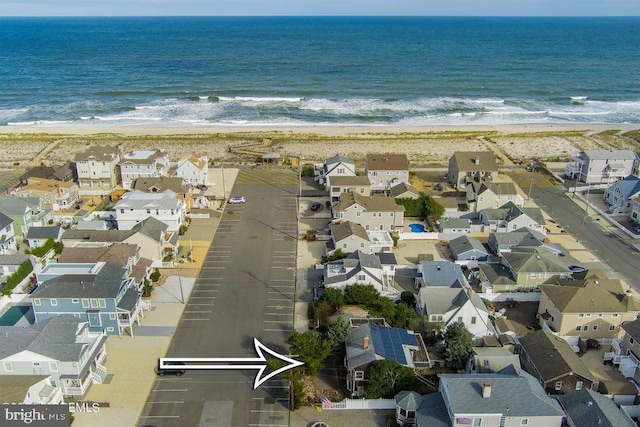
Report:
576,325,582,331
356,211,361,217
120,209,125,214
82,299,89,308
598,313,603,317
458,316,463,322
109,313,116,320
360,243,365,248
437,315,443,322
521,419,529,426
72,299,79,303
342,244,347,249
357,275,365,281
575,381,583,390
609,325,616,332
90,299,98,308
586,313,591,317
582,326,588,331
631,337,635,345
3,362,12,372
484,360,490,368
50,298,57,306
99,299,106,308
107,327,114,332
156,210,159,215
555,381,562,391
471,317,477,324
473,419,482,427
593,325,598,331
578,313,584,318
49,362,58,372
146,209,151,214
613,313,619,318
33,298,41,306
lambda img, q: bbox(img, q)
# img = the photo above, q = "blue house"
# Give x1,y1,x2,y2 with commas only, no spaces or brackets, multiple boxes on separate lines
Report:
30,262,144,336
604,175,640,215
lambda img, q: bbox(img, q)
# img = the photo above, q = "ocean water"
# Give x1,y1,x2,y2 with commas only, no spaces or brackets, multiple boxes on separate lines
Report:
1,16,640,127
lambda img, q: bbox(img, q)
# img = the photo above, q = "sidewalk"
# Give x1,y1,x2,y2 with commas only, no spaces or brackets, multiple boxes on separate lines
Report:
72,277,194,427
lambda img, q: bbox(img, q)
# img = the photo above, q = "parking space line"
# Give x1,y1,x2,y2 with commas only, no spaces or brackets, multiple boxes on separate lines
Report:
150,389,188,392
264,320,293,324
139,415,181,419
181,318,210,321
184,311,210,314
266,298,292,302
146,401,185,404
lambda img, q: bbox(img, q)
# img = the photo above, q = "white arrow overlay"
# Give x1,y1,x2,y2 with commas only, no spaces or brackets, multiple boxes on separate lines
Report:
159,338,304,389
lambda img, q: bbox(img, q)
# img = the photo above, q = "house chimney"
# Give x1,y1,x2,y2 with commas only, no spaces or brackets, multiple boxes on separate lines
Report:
483,383,492,398
475,155,480,165
363,336,370,350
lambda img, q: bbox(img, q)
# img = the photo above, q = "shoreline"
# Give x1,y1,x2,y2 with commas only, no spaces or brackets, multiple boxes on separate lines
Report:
0,123,639,136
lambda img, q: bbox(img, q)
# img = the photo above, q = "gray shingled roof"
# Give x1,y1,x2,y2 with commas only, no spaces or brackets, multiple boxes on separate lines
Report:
451,151,499,172
519,330,596,383
326,155,354,166
449,235,488,258
0,253,31,267
478,263,517,286
439,218,471,230
331,221,369,243
558,388,635,427
32,263,127,299
418,287,467,315
345,323,380,370
418,260,465,287
345,323,418,370
583,150,636,160
75,146,120,162
329,176,371,186
131,217,169,243
26,226,61,240
622,319,640,343
0,212,13,230
335,192,404,212
133,176,188,194
502,250,569,275
0,195,40,216
482,202,546,226
62,229,136,243
395,391,423,412
114,190,179,211
471,181,518,196
324,251,383,286
117,287,140,311
414,393,450,427
439,369,564,417
59,243,138,267
390,182,420,198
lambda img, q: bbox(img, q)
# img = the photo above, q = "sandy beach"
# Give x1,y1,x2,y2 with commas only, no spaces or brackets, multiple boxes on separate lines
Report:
0,123,638,168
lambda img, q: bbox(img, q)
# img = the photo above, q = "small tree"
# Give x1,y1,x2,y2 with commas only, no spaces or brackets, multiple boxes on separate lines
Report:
286,331,332,376
319,287,345,310
315,301,335,331
149,268,161,283
301,163,315,177
424,195,445,221
266,359,305,409
324,316,351,354
363,360,417,399
442,321,474,371
344,283,380,306
400,291,416,307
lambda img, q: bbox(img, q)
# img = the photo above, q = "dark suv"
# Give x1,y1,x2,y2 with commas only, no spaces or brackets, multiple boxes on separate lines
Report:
156,361,186,376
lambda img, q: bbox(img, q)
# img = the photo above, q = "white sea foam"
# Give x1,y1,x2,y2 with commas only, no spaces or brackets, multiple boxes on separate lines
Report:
218,96,303,103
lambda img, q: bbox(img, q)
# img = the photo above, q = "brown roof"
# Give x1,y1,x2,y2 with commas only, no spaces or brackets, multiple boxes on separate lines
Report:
75,146,121,162
58,243,138,268
366,154,409,171
131,257,152,282
539,279,632,313
184,154,206,170
133,176,188,195
451,151,498,172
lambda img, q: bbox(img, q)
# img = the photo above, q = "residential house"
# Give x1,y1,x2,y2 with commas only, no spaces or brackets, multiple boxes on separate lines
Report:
603,175,640,215
479,202,547,234
365,154,409,192
326,221,393,256
25,226,63,248
332,192,404,231
114,189,185,232
14,177,79,210
329,176,371,203
415,260,466,289
174,154,208,186
323,250,396,295
630,196,640,225
119,149,170,189
19,163,76,184
0,315,108,397
0,253,33,276
345,322,426,394
0,195,53,236
519,330,598,394
449,235,489,266
478,249,570,293
74,146,122,193
416,286,495,339
390,182,420,199
58,243,152,289
537,272,640,339
438,218,471,237
447,151,499,190
488,227,560,256
132,176,194,211
31,262,144,336
558,388,636,427
0,212,17,253
467,347,521,374
565,150,637,184
615,319,640,379
0,376,64,405
315,155,357,189
394,366,564,427
466,182,523,212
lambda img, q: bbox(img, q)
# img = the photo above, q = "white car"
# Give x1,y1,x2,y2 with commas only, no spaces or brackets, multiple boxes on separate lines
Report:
228,196,246,204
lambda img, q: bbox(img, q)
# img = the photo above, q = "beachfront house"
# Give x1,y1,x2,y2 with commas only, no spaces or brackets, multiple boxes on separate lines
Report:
365,153,409,193
74,146,122,194
393,367,564,427
119,149,170,189
519,330,598,395
0,315,108,397
0,195,53,236
565,150,637,184
332,192,404,231
174,154,209,187
113,189,185,232
345,322,425,395
13,177,79,210
416,286,495,339
0,212,17,254
479,201,547,234
466,182,523,212
315,155,357,189
603,175,640,215
31,262,144,336
447,151,499,190
329,176,371,203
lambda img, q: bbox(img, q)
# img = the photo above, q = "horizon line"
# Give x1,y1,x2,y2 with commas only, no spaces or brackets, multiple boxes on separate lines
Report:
1,15,640,18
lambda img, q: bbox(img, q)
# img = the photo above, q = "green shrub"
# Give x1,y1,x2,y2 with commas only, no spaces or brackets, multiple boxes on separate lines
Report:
319,287,345,309
150,269,161,283
179,224,188,235
28,238,62,258
2,260,33,295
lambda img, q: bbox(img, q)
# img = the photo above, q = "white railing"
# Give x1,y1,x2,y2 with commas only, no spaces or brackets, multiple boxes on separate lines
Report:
92,363,108,384
322,398,396,410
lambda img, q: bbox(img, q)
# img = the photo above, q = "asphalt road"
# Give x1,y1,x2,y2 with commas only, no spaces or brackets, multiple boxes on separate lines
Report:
138,168,300,427
530,185,640,289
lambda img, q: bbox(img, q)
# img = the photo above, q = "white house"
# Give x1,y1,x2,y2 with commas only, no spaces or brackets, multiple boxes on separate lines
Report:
174,154,209,186
119,149,170,189
365,154,409,192
114,190,185,232
565,150,637,184
479,202,546,234
315,155,357,189
323,251,397,297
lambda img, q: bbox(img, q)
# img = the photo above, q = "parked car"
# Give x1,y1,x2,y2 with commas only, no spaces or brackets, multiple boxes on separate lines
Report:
568,265,586,273
228,196,246,204
156,361,186,376
310,202,321,211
